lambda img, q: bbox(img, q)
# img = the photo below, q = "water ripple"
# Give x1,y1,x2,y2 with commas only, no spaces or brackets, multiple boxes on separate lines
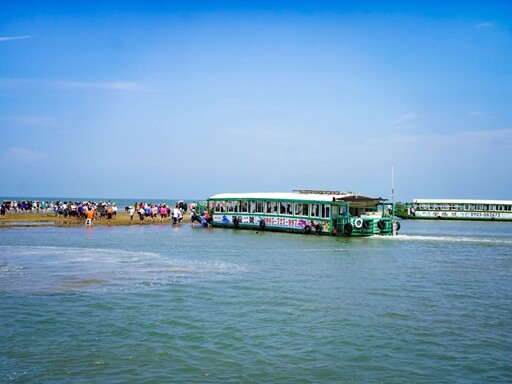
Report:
0,245,247,294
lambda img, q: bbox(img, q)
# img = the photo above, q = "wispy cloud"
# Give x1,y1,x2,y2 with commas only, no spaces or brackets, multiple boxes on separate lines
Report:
59,81,150,92
390,113,418,129
0,79,152,92
391,128,512,149
2,147,48,163
393,113,417,122
7,116,60,128
223,125,288,141
0,79,32,88
0,35,31,42
476,22,495,29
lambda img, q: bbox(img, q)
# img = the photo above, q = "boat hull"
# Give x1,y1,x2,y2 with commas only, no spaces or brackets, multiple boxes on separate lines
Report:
211,214,395,237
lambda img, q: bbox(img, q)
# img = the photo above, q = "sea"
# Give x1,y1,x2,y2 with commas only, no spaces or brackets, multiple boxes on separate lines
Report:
1,213,511,382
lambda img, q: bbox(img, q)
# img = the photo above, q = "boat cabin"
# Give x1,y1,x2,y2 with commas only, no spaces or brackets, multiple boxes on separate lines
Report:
206,190,398,236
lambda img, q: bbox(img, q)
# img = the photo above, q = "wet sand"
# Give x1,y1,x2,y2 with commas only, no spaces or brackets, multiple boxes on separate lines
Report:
0,212,191,228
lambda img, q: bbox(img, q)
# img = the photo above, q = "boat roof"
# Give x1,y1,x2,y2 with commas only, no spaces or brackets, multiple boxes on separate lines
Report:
209,190,386,203
414,198,512,205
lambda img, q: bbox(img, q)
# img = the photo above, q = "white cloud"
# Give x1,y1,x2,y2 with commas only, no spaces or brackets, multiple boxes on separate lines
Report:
0,35,31,42
476,22,495,28
2,147,48,162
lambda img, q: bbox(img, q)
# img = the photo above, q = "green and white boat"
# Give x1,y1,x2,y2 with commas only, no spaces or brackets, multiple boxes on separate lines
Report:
206,190,399,237
406,199,512,221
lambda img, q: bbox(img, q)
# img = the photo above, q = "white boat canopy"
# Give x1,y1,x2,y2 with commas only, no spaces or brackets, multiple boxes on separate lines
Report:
209,190,386,204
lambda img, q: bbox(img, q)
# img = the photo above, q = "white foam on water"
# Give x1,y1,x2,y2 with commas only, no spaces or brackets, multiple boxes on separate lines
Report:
0,245,247,294
372,234,512,245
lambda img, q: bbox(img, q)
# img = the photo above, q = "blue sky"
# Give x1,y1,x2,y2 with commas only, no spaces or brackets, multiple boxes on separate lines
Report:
1,1,511,201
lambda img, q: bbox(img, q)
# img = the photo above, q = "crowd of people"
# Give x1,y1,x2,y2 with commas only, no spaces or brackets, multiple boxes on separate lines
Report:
1,200,54,214
127,201,211,227
0,200,118,220
1,199,212,227
128,202,179,224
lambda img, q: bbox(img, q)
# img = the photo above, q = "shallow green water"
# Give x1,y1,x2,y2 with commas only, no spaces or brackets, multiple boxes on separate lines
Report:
1,221,511,382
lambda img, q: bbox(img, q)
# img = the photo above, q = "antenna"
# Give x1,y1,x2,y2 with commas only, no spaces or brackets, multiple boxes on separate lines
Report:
392,165,396,236
391,165,396,236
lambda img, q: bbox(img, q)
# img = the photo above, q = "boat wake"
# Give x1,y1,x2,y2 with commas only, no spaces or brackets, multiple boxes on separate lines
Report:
376,234,512,245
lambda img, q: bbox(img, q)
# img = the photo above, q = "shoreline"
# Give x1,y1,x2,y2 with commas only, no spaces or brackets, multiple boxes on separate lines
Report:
0,212,193,228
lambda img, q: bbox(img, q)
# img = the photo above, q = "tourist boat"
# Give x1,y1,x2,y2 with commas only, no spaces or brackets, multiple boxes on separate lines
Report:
206,190,399,236
405,199,512,221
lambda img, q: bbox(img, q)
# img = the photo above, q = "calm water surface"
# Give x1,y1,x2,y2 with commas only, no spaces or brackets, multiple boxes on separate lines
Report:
1,221,511,383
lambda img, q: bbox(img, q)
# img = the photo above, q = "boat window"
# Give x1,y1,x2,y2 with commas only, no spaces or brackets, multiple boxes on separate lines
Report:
241,201,248,213
226,201,239,213
267,201,278,214
310,204,320,217
250,201,256,213
255,201,264,213
294,203,309,216
339,205,348,216
489,205,496,211
322,205,331,219
251,201,266,213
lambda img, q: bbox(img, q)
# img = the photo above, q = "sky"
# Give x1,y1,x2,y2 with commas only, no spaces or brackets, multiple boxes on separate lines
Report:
1,1,511,201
